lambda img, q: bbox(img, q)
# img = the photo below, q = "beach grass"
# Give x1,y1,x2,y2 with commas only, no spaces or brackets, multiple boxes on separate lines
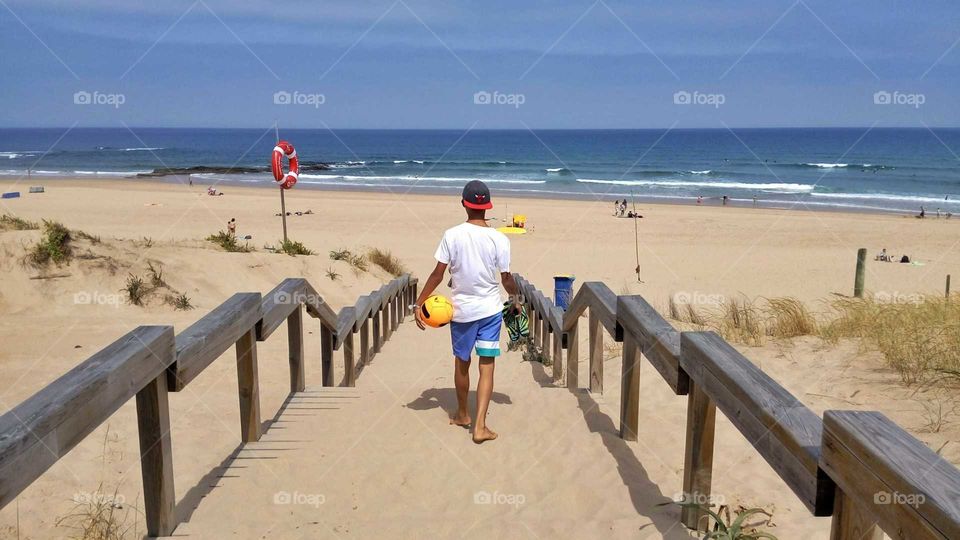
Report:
0,213,39,230
670,292,960,386
367,248,406,277
27,220,72,266
206,231,253,253
276,239,313,256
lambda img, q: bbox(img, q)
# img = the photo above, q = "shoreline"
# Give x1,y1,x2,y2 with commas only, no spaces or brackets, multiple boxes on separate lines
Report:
1,174,940,218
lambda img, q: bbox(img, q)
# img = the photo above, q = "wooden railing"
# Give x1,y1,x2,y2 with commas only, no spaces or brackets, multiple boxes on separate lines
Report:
514,274,960,539
0,274,418,537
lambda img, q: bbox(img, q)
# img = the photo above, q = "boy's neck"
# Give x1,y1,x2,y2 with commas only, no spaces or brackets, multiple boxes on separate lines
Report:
465,209,487,226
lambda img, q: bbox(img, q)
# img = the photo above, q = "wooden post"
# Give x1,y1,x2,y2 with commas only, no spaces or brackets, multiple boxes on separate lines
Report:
392,295,400,330
343,331,356,387
588,310,603,394
540,319,550,364
136,374,176,537
372,310,382,354
552,329,563,383
947,274,952,298
235,328,261,442
566,322,579,390
359,318,370,372
287,305,305,393
680,380,717,531
619,333,641,441
854,248,867,298
320,324,334,387
382,302,390,343
829,489,883,540
531,307,540,349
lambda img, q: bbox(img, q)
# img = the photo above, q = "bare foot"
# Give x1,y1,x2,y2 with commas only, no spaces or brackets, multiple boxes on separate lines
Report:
449,413,471,428
472,426,498,444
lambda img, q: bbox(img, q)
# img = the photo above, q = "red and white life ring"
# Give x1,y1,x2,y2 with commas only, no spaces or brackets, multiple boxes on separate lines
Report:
271,140,298,189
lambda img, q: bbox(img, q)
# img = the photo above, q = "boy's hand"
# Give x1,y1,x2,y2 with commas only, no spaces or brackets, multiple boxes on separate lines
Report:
413,304,427,331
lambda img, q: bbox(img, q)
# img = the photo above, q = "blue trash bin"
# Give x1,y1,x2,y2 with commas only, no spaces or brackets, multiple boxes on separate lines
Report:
553,275,576,310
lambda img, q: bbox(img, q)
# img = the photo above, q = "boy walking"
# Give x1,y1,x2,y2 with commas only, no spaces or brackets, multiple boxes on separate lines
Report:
414,180,520,444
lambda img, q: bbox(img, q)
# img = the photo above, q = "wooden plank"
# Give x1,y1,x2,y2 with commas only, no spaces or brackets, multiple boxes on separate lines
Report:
566,320,579,390
321,324,335,387
287,305,305,393
256,278,304,340
235,328,261,443
381,299,391,342
353,296,372,330
680,380,717,531
0,326,174,509
589,310,603,394
532,306,540,348
619,332,641,441
334,306,356,350
372,308,382,354
540,315,550,364
299,281,338,325
618,295,687,395
169,293,262,391
552,330,563,383
135,373,176,537
821,410,960,539
830,488,884,540
342,331,356,387
563,282,618,337
680,332,832,515
358,318,370,376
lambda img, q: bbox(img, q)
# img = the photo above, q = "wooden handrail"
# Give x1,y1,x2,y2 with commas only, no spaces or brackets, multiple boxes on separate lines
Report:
0,274,418,537
512,273,960,537
821,410,960,539
0,326,174,509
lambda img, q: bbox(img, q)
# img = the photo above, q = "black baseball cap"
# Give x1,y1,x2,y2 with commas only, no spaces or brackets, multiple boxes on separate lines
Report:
462,180,493,210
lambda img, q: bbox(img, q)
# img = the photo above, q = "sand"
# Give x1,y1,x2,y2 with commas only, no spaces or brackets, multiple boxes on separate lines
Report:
0,178,958,538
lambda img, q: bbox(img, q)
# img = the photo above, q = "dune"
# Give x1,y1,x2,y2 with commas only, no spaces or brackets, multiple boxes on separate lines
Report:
0,178,958,538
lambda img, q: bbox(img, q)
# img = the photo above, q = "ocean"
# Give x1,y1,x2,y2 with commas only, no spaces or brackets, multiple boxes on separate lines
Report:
2,127,959,214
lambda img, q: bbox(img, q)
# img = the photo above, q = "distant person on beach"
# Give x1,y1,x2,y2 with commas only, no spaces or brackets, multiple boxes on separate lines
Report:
919,206,926,219
613,200,619,216
697,195,703,205
722,195,729,206
876,248,889,262
414,180,520,444
619,200,627,216
227,218,236,236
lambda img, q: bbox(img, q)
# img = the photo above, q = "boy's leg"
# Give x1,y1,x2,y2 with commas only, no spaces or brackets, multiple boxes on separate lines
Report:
450,319,479,427
473,356,498,443
451,357,471,426
472,313,502,443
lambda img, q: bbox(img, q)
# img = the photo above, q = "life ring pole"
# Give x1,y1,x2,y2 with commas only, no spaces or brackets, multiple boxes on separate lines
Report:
276,123,289,244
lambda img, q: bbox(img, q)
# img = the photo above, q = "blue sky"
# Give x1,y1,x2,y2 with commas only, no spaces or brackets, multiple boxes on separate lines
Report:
1,0,958,128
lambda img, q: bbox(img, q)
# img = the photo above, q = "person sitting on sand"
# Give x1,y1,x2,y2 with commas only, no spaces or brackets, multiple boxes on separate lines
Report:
876,248,888,262
414,180,521,444
227,218,236,236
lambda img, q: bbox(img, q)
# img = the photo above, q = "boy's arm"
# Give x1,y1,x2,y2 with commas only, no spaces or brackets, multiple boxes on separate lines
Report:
413,262,447,330
501,272,522,311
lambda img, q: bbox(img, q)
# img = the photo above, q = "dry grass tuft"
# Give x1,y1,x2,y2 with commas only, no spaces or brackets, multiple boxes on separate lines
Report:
367,248,406,277
0,213,39,230
55,483,136,540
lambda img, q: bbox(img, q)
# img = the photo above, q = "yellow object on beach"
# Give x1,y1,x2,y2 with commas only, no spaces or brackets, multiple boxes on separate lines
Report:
497,226,527,235
512,214,527,228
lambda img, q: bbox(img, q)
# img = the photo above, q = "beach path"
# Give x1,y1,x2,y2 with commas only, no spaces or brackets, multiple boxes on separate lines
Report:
171,320,690,539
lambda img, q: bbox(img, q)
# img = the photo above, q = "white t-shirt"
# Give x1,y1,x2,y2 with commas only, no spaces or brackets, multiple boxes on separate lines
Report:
434,222,511,323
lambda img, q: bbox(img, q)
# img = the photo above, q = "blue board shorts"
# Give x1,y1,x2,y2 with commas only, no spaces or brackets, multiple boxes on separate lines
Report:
450,312,502,361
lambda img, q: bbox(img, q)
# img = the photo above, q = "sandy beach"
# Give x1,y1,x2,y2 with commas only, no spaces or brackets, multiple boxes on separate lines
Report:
1,178,958,538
